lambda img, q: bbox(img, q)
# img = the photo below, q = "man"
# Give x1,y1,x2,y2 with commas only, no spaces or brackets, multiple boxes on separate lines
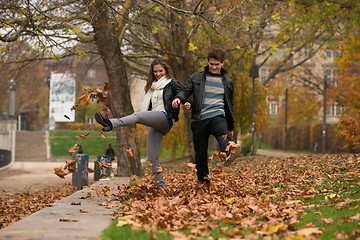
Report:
172,49,240,185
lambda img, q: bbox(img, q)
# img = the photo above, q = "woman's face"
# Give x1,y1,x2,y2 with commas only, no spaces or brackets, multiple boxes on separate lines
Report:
153,64,166,80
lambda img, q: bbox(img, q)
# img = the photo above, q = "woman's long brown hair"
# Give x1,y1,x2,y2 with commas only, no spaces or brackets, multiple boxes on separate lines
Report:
144,58,174,93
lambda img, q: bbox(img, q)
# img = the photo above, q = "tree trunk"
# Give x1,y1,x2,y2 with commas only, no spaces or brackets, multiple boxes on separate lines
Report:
168,54,196,163
85,0,142,176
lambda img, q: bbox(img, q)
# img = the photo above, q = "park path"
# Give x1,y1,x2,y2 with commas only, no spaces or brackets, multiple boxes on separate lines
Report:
256,149,304,158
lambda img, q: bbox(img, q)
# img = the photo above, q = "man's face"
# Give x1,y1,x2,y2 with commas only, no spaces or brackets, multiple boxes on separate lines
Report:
208,58,224,75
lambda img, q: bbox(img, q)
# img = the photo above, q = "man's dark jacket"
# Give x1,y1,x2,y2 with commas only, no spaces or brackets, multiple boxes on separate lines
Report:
176,66,235,130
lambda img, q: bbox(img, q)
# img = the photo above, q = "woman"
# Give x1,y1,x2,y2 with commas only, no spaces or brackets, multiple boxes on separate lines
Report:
95,58,186,190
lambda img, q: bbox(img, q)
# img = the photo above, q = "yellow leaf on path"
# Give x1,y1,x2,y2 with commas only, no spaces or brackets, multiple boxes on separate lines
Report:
226,196,242,204
266,221,284,233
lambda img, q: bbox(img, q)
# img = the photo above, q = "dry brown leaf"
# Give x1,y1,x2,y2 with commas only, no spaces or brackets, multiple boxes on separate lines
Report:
59,217,79,222
68,144,79,154
78,95,89,106
208,152,218,160
349,213,360,221
104,82,112,92
126,148,133,159
54,166,67,179
100,131,107,139
187,163,196,169
87,167,95,173
80,209,91,213
96,188,102,198
218,152,227,162
71,202,81,205
70,104,78,111
321,218,333,224
100,105,110,115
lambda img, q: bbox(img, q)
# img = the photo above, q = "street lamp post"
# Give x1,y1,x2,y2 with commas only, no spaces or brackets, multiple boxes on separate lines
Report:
284,88,288,151
9,79,16,120
249,63,259,155
322,75,327,154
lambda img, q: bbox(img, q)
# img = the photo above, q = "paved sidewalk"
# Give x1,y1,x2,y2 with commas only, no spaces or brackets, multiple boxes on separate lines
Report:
257,149,304,158
0,177,129,240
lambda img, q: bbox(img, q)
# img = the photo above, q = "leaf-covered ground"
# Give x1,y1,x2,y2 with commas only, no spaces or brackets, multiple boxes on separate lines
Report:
0,183,76,229
107,154,360,239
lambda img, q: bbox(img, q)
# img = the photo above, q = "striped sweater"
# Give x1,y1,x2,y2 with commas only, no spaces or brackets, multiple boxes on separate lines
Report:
194,73,225,121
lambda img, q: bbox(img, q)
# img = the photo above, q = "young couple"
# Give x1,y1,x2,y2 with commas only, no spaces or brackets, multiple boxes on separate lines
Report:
95,49,240,190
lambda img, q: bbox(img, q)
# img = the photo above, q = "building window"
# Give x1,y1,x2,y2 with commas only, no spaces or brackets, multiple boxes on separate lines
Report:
326,50,332,58
87,68,96,78
324,68,338,87
87,116,94,124
328,102,342,117
261,68,268,84
269,98,278,115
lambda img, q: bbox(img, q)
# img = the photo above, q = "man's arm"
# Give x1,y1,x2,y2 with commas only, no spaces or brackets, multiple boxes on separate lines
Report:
172,75,195,109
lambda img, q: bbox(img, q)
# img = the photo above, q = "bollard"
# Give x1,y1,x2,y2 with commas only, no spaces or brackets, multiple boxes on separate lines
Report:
72,154,89,190
94,155,112,181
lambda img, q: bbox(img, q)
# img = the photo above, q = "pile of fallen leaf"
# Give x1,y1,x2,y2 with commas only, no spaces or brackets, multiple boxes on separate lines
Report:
0,183,76,229
111,154,360,239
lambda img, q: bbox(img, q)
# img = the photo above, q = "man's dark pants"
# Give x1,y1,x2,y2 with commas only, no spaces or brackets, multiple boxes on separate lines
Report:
191,115,231,183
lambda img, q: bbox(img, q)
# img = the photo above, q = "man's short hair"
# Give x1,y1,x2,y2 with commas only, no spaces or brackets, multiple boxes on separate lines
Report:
207,49,226,62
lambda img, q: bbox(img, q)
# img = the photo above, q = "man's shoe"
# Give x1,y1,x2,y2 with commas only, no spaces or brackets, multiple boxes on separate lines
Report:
95,112,113,132
224,144,241,167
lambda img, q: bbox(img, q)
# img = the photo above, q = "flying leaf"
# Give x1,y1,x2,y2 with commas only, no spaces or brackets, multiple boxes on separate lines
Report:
54,166,67,179
100,132,107,139
187,163,196,169
218,152,227,162
126,148,133,159
70,104,78,111
100,105,110,115
104,82,112,92
64,115,70,120
78,131,90,139
78,95,89,106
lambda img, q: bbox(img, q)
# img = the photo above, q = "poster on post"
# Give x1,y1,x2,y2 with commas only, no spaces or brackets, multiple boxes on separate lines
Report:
49,72,76,123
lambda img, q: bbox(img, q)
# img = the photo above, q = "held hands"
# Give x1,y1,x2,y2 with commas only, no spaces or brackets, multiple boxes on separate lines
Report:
172,98,181,109
172,98,191,110
183,102,191,111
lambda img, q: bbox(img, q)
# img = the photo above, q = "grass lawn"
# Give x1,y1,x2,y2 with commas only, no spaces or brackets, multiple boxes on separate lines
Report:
49,130,117,157
100,154,360,240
